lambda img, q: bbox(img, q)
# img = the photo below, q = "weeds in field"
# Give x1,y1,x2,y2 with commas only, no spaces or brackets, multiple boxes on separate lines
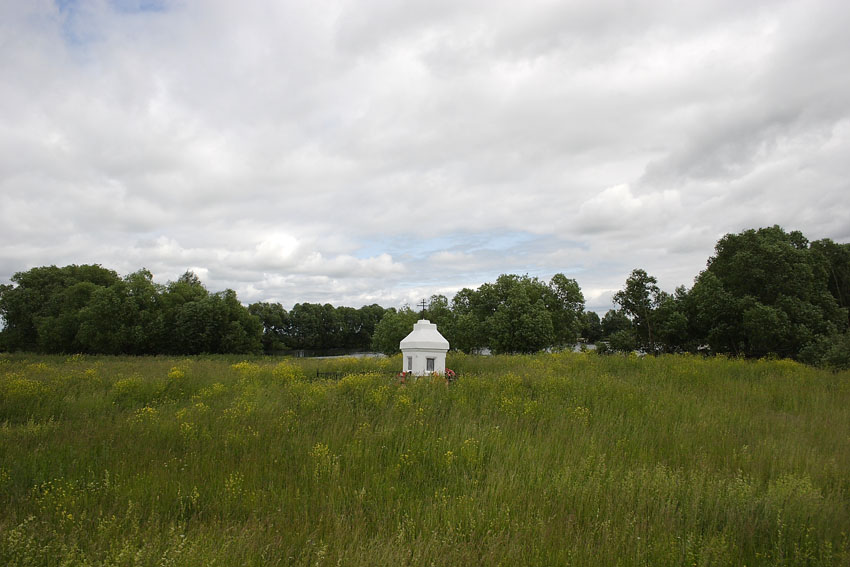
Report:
0,352,848,565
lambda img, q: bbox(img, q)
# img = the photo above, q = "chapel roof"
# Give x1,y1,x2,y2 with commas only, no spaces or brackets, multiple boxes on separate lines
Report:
399,319,449,351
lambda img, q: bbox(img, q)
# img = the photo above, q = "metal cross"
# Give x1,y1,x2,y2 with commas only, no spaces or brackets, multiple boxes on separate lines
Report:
418,298,428,314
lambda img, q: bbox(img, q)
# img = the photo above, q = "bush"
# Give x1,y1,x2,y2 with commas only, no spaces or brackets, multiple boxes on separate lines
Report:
799,332,850,370
607,329,638,353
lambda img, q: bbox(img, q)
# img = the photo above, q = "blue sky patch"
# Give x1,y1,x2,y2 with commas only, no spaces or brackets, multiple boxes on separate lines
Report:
110,0,168,14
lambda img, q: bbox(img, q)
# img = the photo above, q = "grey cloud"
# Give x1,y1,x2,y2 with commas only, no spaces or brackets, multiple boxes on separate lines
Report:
2,0,849,312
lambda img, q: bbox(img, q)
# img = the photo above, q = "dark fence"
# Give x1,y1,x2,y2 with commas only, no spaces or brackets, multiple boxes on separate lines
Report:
315,371,354,380
314,370,400,380
313,370,459,382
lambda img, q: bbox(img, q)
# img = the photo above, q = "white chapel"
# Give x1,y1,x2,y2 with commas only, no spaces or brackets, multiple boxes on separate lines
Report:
399,319,449,376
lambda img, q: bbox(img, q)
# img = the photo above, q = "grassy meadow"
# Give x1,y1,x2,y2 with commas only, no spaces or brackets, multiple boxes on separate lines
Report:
1,351,849,566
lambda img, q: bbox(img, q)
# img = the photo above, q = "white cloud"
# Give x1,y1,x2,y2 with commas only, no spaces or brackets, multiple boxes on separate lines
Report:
575,184,682,237
1,0,849,311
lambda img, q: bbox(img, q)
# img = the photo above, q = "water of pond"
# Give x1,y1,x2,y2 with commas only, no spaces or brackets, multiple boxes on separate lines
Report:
274,349,386,359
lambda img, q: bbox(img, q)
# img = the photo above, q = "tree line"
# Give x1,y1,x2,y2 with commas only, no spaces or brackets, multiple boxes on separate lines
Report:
0,267,261,355
0,266,386,355
1,225,848,367
369,227,850,370
247,302,387,353
596,226,850,368
370,273,585,355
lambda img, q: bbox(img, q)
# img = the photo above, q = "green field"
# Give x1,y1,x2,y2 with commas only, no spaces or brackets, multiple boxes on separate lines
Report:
1,352,849,566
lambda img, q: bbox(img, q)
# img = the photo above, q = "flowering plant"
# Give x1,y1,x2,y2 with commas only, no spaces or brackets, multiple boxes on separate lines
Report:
445,368,457,383
397,371,411,384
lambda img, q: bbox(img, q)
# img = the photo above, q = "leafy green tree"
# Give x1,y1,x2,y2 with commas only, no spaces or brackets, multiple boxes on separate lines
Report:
613,269,663,351
607,328,638,353
601,309,631,337
0,265,262,355
466,274,579,353
76,284,132,354
742,301,790,356
425,294,453,327
371,307,419,355
355,304,387,350
249,302,290,352
171,296,218,354
686,271,740,354
653,288,691,353
217,289,263,354
168,289,261,355
0,264,121,352
709,227,810,305
690,226,847,358
160,271,210,353
824,335,850,368
486,285,554,354
288,303,341,350
423,294,456,345
75,269,164,355
335,306,361,349
122,269,165,354
450,313,484,353
546,274,585,345
450,289,487,352
167,271,209,303
581,311,603,343
797,329,850,369
811,238,850,323
333,305,388,350
157,274,262,355
36,281,100,353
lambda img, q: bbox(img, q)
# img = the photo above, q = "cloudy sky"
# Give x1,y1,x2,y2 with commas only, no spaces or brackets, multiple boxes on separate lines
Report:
2,0,849,312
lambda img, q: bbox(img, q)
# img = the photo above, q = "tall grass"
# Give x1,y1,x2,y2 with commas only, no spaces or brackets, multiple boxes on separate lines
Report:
1,351,848,565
